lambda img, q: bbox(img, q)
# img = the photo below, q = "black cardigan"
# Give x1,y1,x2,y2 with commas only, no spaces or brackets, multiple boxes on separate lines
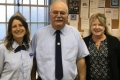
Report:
83,34,120,80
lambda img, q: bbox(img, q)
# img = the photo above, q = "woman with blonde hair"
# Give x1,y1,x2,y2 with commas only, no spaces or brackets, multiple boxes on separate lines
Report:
83,12,120,80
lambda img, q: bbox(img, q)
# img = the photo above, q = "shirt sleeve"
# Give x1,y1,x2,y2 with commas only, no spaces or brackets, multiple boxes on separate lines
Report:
0,45,4,75
77,31,89,59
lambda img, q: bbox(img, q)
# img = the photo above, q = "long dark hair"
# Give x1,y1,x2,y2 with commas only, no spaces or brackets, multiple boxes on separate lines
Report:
4,16,30,50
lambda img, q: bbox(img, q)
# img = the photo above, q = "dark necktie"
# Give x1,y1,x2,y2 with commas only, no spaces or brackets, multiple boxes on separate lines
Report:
14,45,26,53
55,30,63,80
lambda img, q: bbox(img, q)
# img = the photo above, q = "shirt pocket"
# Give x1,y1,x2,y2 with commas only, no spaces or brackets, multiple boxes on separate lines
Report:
36,45,54,62
4,56,21,71
64,44,77,64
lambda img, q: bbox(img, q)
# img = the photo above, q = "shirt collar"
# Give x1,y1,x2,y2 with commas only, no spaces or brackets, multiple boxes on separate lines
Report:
12,41,25,50
49,24,67,36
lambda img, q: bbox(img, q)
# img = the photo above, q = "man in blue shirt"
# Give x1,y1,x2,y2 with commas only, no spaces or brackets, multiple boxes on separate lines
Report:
31,1,89,80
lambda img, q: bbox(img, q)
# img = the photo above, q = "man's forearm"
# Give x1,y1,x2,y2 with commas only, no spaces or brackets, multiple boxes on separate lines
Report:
77,58,86,80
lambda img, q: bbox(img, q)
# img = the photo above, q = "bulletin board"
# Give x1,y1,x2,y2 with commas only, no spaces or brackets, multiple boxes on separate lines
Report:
67,0,119,32
106,0,119,29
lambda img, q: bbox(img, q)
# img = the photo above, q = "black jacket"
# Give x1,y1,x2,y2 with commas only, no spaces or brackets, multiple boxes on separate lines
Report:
83,34,120,80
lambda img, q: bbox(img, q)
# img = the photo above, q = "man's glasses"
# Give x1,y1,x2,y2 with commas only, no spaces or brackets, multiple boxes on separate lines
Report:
51,11,67,15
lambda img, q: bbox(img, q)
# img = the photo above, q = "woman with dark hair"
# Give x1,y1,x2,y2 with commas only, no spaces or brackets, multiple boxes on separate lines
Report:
0,13,33,80
83,12,120,80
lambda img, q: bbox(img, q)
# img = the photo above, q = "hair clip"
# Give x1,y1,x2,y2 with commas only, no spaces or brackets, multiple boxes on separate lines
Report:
29,53,34,57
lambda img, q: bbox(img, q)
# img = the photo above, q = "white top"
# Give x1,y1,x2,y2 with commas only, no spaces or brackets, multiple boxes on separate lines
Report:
0,41,33,80
31,24,89,80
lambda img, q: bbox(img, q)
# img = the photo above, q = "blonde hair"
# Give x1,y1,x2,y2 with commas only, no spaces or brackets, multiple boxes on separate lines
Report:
89,12,112,35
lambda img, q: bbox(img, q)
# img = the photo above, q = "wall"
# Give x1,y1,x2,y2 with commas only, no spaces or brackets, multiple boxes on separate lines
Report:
66,0,119,37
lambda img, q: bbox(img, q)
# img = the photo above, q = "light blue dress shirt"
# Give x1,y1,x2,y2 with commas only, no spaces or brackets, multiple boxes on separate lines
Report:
31,24,89,80
0,41,33,80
